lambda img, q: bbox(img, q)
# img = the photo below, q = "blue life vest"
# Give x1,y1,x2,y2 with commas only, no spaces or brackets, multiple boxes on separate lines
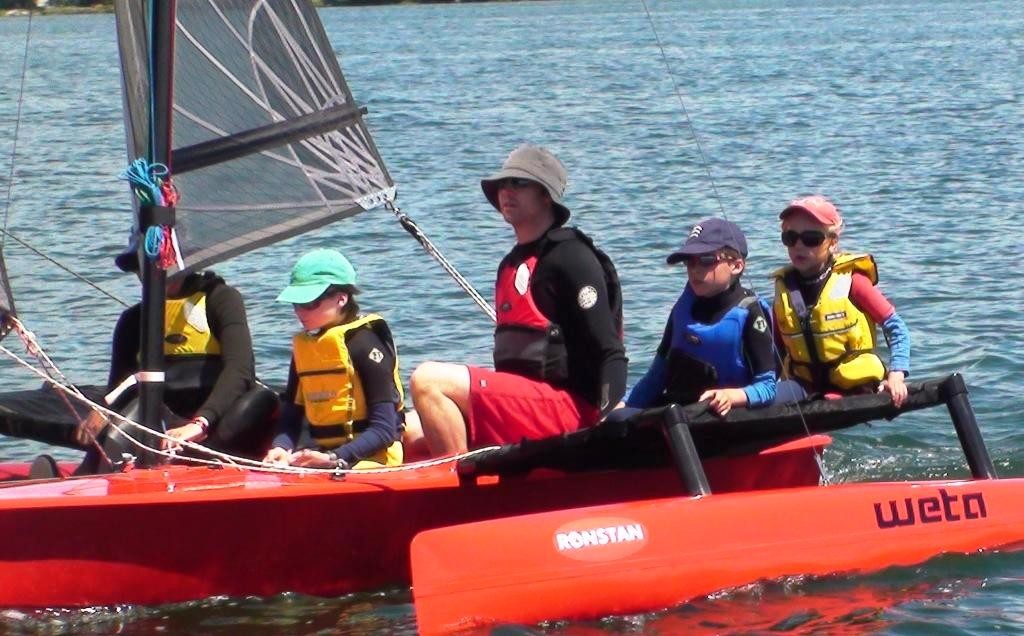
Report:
666,287,769,396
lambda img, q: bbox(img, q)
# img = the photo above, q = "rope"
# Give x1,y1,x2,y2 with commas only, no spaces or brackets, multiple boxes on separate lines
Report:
119,159,167,206
3,316,117,467
0,340,499,476
4,318,88,431
638,0,726,220
638,0,830,484
120,159,182,270
0,228,130,308
7,317,82,396
384,197,496,322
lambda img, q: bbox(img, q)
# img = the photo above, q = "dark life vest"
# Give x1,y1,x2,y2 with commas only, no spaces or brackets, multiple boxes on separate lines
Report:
661,290,766,406
493,227,622,386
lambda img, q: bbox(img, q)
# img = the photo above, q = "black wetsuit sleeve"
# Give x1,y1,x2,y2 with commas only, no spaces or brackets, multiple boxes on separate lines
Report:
534,239,627,413
742,301,777,377
194,283,256,426
333,327,400,464
654,316,673,358
282,357,299,403
107,304,142,392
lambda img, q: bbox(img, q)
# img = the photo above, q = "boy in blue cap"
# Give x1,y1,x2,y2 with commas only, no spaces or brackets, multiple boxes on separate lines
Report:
623,217,777,416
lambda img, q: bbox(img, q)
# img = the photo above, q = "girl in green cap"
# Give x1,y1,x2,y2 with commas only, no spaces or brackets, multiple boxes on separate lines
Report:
264,249,405,469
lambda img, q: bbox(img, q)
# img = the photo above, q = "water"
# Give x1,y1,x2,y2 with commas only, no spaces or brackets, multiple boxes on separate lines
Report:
1,0,1023,632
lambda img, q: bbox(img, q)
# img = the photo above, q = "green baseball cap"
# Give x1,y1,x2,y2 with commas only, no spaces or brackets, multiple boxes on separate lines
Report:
276,249,357,304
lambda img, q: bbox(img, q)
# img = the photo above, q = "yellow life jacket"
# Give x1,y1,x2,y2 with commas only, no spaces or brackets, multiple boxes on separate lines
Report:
772,253,886,392
164,291,222,358
292,313,404,467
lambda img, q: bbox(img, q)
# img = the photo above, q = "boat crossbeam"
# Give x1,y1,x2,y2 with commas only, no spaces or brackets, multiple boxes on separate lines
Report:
942,373,997,480
653,404,712,496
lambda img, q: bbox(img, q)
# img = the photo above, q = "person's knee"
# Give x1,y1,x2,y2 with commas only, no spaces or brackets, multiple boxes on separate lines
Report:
222,385,278,429
411,361,464,399
410,362,439,398
774,380,807,404
211,385,279,458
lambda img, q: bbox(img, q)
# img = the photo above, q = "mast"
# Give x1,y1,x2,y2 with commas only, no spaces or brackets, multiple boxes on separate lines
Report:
111,0,416,462
137,0,177,461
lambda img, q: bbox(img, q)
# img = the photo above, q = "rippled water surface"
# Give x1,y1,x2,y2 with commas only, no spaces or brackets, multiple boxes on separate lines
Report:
1,0,1022,633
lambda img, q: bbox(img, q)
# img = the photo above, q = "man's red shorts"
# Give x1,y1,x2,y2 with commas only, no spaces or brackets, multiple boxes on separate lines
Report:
466,366,600,447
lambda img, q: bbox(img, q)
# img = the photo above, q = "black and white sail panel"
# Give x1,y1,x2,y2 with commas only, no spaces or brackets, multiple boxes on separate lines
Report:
115,0,393,274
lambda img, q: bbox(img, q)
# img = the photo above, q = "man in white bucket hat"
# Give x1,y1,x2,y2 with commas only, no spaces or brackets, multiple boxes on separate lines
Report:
409,144,627,456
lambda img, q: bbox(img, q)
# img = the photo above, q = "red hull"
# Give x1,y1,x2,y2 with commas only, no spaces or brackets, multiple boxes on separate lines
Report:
0,436,826,608
411,477,1024,634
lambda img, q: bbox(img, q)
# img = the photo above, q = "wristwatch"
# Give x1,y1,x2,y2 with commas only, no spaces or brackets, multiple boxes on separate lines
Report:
192,416,210,435
326,451,350,470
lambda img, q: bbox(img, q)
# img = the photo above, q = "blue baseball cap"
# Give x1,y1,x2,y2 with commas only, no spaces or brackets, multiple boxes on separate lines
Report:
666,217,748,264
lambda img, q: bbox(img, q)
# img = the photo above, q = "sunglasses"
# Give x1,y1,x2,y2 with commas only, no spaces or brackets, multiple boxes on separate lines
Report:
781,230,832,248
496,177,536,190
293,291,335,311
682,253,731,268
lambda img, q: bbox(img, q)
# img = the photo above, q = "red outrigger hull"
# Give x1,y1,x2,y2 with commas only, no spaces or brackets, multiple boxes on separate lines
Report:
0,436,825,608
411,477,1024,634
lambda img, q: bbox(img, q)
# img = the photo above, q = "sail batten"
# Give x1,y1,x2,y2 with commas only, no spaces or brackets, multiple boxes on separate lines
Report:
115,0,393,275
174,104,368,175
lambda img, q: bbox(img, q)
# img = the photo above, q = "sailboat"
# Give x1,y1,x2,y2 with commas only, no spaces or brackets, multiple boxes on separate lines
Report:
0,0,818,608
0,0,1021,631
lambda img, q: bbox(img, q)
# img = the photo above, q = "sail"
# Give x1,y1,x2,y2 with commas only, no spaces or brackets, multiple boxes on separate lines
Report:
114,0,394,274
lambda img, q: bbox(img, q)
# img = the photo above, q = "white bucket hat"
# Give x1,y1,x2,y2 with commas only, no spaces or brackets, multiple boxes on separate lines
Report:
480,144,571,225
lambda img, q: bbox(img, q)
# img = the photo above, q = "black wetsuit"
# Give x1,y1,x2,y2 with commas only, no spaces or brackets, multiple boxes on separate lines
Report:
95,271,275,464
109,271,255,425
500,227,627,413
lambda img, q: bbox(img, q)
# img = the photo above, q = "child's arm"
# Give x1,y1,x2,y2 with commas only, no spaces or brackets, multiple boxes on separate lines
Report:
700,301,777,415
334,328,402,465
849,273,910,405
880,313,910,375
848,273,910,371
879,313,910,406
624,319,673,409
739,301,778,409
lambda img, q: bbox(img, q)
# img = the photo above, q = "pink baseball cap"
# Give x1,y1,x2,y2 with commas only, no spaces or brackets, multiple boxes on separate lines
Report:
780,195,843,228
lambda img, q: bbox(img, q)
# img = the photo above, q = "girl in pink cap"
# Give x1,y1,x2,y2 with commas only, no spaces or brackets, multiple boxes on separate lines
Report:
772,195,910,407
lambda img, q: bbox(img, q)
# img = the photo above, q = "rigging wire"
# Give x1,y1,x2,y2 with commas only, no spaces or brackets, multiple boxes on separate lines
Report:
2,315,117,467
384,197,496,322
0,228,131,309
0,12,130,310
1,10,33,251
638,0,727,221
638,0,831,484
0,337,499,478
